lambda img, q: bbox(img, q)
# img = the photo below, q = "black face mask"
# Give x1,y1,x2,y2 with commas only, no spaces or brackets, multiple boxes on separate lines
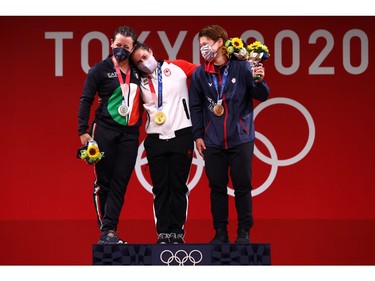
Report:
113,47,131,62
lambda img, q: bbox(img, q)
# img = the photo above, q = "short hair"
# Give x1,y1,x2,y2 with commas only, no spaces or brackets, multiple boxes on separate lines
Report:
112,26,137,44
198,24,228,42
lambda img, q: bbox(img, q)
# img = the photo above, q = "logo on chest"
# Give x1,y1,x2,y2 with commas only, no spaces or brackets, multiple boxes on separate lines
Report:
164,68,171,77
107,72,117,78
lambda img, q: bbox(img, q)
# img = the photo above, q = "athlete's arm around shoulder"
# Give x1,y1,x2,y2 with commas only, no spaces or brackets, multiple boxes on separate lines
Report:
166,59,199,77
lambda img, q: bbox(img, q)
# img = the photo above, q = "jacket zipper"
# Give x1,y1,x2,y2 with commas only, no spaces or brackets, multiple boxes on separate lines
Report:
223,96,228,149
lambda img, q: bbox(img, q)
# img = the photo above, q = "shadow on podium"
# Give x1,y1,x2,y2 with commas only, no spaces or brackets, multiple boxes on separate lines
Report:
93,243,271,265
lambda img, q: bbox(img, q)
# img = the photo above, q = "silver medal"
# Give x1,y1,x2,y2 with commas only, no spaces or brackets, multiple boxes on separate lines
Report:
118,104,129,116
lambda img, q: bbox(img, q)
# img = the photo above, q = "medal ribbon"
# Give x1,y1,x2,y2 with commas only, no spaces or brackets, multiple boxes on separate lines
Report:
147,62,163,111
111,56,131,107
211,60,230,105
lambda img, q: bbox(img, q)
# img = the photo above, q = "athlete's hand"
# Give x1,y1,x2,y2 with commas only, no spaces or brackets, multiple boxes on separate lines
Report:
195,138,206,158
253,63,265,82
79,133,93,146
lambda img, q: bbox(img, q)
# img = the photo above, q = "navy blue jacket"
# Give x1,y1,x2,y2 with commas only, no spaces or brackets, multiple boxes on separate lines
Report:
189,59,270,149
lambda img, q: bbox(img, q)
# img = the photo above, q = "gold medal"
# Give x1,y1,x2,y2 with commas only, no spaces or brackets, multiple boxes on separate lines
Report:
213,104,224,116
154,111,166,125
118,104,129,116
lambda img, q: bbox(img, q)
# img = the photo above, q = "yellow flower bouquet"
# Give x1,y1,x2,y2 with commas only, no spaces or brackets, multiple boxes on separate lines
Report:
223,37,270,61
224,37,249,60
223,37,270,80
247,40,270,62
247,40,270,80
77,140,104,165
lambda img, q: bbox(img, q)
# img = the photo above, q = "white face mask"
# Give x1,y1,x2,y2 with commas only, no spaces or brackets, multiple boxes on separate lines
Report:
137,55,157,74
200,42,218,62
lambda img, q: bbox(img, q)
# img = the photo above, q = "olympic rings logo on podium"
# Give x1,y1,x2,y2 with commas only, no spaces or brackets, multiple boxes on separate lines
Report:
160,249,203,266
135,97,315,197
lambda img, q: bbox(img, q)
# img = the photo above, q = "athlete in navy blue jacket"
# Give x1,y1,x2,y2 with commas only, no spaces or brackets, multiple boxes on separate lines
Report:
189,25,270,244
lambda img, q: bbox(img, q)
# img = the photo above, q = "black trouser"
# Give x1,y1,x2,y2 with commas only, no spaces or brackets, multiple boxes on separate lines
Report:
144,128,193,235
92,123,139,233
204,142,254,231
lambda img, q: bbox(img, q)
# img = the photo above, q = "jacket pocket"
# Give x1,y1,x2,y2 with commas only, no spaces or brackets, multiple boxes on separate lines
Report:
239,118,249,135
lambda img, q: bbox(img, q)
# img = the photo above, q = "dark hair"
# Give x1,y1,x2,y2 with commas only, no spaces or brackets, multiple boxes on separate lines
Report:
112,26,137,44
198,24,228,42
133,41,151,53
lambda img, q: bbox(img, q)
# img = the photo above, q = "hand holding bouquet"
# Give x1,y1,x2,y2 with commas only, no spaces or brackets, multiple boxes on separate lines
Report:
77,140,104,165
247,40,270,80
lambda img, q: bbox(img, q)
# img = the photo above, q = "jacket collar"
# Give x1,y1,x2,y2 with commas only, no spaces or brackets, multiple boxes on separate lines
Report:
203,57,229,74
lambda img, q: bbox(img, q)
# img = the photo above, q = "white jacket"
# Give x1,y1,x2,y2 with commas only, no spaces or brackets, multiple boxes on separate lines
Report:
141,60,198,140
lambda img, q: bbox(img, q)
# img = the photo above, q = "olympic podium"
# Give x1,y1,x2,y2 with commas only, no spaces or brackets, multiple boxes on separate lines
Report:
92,243,271,265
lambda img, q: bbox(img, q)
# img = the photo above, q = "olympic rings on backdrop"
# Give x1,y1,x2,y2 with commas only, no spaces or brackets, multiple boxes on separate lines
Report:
253,97,316,167
135,97,315,197
251,97,315,196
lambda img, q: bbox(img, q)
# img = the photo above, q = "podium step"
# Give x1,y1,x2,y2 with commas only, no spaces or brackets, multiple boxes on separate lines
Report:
93,243,271,265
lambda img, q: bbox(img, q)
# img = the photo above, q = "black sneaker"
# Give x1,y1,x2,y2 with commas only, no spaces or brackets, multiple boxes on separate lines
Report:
98,230,126,244
234,228,250,244
157,233,170,244
169,233,185,244
210,228,229,244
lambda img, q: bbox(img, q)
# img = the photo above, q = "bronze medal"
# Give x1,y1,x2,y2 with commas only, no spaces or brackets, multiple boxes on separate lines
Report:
213,104,224,116
154,111,166,125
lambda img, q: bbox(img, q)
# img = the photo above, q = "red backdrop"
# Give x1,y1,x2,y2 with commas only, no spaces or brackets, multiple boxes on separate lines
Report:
0,16,374,265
